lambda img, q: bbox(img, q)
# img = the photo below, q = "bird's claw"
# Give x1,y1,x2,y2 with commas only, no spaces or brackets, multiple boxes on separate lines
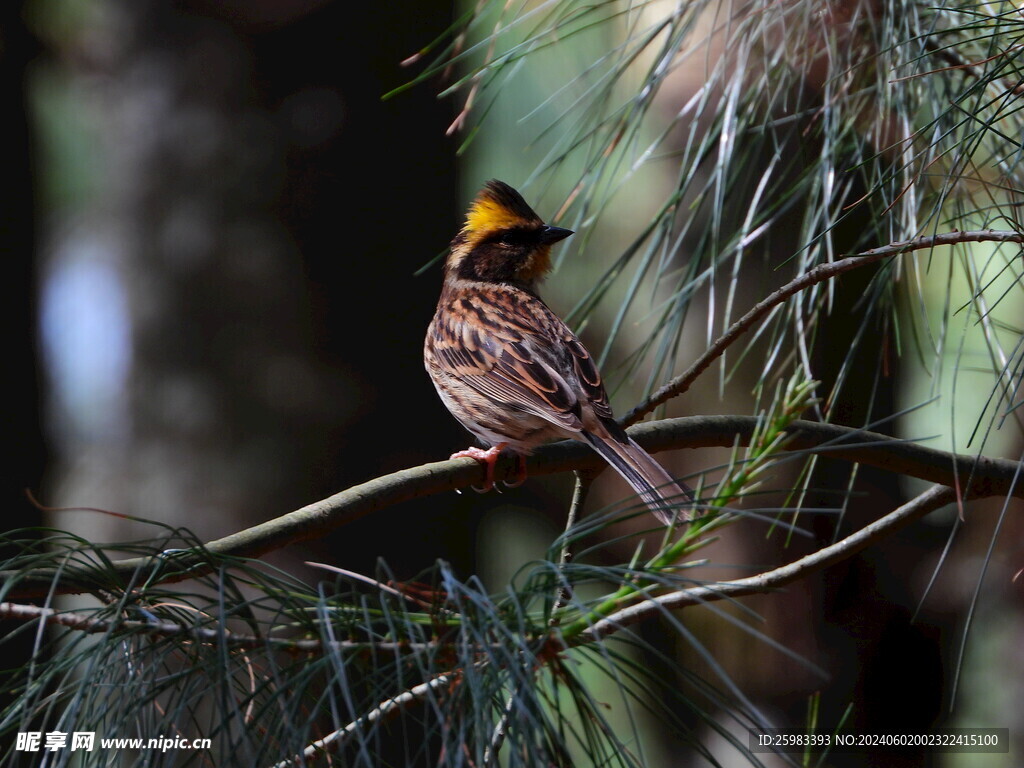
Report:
450,444,528,493
500,454,528,488
450,444,505,493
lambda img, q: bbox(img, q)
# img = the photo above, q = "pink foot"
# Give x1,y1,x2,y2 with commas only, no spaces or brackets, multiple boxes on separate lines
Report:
450,443,506,492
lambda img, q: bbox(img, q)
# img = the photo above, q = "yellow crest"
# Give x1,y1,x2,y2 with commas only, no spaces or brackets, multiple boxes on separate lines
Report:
465,196,529,235
462,180,543,239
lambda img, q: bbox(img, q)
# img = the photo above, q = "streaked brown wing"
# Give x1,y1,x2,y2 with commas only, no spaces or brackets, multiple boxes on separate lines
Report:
429,290,584,432
563,336,615,422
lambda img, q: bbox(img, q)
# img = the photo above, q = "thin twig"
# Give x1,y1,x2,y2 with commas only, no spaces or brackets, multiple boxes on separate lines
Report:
574,484,957,643
270,670,463,768
483,692,517,768
0,601,472,654
550,471,593,623
623,229,1024,426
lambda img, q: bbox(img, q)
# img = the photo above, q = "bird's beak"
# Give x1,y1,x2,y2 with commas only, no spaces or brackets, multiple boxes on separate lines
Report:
538,225,574,244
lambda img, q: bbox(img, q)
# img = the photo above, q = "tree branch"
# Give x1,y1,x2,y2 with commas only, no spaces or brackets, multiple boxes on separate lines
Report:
573,484,958,644
6,415,1023,598
623,230,1024,425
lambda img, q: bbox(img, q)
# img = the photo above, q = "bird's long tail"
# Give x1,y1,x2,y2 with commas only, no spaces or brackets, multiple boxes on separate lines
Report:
581,430,694,525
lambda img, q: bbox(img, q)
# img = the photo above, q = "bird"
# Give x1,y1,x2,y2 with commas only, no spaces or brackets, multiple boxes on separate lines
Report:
424,179,692,524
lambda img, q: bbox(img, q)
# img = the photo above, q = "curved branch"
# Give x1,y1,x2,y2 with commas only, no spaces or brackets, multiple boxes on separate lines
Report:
6,415,1022,598
623,230,1024,425
0,483,959,650
574,484,957,643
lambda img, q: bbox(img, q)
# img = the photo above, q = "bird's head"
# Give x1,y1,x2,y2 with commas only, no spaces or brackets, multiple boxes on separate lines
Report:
445,180,573,287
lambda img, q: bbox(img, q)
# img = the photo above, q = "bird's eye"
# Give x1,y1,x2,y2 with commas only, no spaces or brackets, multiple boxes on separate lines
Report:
494,230,525,247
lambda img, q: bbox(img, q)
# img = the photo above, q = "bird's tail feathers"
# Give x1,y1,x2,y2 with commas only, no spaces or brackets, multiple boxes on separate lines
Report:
581,431,694,525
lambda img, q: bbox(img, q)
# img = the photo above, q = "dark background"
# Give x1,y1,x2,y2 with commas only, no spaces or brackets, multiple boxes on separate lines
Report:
8,0,481,575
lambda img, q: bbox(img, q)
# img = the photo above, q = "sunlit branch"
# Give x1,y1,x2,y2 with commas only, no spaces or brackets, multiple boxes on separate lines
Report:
623,230,1024,426
6,413,1024,598
573,484,957,643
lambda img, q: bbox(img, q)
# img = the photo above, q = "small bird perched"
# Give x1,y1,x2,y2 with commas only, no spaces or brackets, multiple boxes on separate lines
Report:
424,180,692,524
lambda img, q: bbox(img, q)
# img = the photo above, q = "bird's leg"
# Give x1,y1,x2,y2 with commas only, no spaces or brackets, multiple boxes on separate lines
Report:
502,453,528,488
450,443,506,493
